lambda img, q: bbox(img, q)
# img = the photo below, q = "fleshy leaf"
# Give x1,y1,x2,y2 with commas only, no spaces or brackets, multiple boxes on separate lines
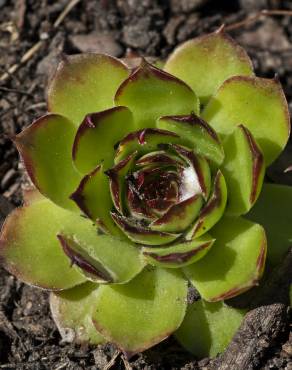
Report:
143,234,214,268
157,114,224,166
175,300,246,358
14,114,80,211
202,76,290,165
172,144,211,200
111,212,181,245
73,107,135,174
246,183,292,266
92,267,187,356
114,60,199,129
50,282,105,344
114,128,182,165
164,29,253,104
150,195,203,233
70,165,122,237
0,199,87,290
186,170,227,239
221,125,265,215
48,54,129,126
105,152,136,214
184,217,267,302
57,233,145,284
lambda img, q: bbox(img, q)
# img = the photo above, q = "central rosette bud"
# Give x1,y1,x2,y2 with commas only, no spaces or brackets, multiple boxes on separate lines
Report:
104,126,227,249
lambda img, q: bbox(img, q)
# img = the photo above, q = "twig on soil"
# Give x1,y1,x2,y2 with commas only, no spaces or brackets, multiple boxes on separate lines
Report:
225,9,292,31
211,248,292,370
0,0,81,83
0,86,33,96
102,350,120,370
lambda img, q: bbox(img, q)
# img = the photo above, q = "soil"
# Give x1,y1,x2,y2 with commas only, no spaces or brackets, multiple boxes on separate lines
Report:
0,0,291,369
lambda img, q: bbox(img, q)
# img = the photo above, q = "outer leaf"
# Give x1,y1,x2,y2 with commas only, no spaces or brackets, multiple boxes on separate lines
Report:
143,234,214,268
0,199,87,290
246,183,292,266
48,54,130,126
70,165,122,237
14,114,80,211
57,233,144,284
50,282,105,344
73,107,135,174
175,300,246,358
157,114,224,166
164,29,253,103
202,76,290,165
221,125,265,215
186,170,227,239
92,267,188,356
114,60,199,129
184,217,267,302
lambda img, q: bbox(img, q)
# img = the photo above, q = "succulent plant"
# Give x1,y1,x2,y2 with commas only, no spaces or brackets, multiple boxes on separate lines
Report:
0,29,291,358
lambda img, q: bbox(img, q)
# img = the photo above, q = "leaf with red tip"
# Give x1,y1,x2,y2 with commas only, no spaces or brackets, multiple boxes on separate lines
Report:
0,199,88,290
202,76,290,165
48,54,129,126
221,125,265,215
184,217,267,302
150,195,203,233
92,267,187,356
70,165,122,237
186,170,227,239
135,151,185,168
157,114,224,166
114,60,199,129
105,152,136,214
175,300,246,358
114,128,182,165
50,282,105,345
172,144,211,200
164,30,253,103
247,183,292,266
143,234,214,268
14,114,81,211
57,233,145,284
73,107,135,174
111,212,181,246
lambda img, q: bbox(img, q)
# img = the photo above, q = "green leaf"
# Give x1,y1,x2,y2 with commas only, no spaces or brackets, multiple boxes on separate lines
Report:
92,267,187,356
105,152,136,214
221,125,265,215
164,29,253,104
114,60,199,129
57,233,145,284
48,54,130,126
202,76,290,165
70,165,122,237
175,300,246,358
186,170,227,239
111,212,181,246
157,114,224,166
150,195,203,233
0,199,86,290
50,282,105,345
73,107,135,174
114,128,182,165
184,217,267,302
143,234,214,268
14,114,81,211
246,183,292,266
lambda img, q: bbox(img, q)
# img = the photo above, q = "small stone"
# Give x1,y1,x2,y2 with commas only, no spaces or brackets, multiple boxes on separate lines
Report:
171,0,207,13
1,168,17,190
70,32,123,56
163,16,185,45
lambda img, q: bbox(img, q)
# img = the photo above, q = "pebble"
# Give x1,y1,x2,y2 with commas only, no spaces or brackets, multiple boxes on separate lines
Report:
1,168,17,190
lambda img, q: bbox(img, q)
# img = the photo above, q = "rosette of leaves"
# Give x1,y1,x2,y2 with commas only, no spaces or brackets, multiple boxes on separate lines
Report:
1,29,291,358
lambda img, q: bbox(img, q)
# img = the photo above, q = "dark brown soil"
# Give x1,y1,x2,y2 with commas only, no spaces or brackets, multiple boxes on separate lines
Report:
0,0,291,369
